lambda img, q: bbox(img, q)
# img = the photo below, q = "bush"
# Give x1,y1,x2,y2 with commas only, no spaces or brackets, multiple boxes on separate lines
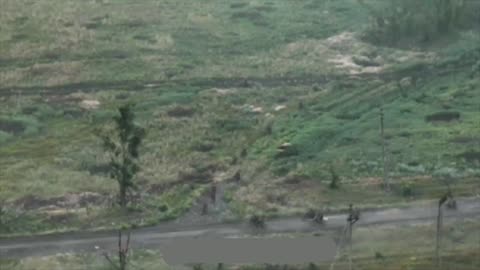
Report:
361,0,480,46
0,116,40,136
167,106,195,118
375,251,385,260
425,111,461,122
192,264,204,270
400,182,414,197
0,131,11,144
471,60,480,77
329,165,340,189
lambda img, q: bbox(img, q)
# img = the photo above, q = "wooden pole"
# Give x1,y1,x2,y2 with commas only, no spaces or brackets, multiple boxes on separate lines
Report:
348,221,353,270
329,223,349,270
436,202,444,268
347,204,357,270
331,205,359,270
477,225,480,268
380,106,390,192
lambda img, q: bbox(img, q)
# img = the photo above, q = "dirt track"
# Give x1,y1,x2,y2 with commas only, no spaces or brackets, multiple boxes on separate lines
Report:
1,197,479,259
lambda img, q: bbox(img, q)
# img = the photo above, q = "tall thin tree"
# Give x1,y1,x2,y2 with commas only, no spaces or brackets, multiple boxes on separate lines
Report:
100,104,146,208
380,106,390,192
104,230,131,270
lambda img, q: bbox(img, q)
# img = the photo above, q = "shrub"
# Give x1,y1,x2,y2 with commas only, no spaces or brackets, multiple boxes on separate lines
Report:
158,204,168,212
0,116,40,136
33,104,59,120
329,165,340,189
0,118,25,135
471,60,480,77
457,151,480,163
375,251,385,260
191,140,215,152
263,119,274,136
400,182,414,197
361,0,480,46
193,264,204,270
425,111,460,122
0,131,11,143
167,106,195,118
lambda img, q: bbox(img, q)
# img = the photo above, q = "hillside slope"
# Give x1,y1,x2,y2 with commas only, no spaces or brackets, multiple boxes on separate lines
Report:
0,0,479,235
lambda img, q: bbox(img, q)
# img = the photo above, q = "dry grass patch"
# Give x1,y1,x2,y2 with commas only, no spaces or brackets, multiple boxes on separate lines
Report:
0,61,84,87
249,32,437,76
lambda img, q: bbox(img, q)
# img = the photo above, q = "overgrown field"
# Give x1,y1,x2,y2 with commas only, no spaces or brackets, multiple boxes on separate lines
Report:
1,0,480,235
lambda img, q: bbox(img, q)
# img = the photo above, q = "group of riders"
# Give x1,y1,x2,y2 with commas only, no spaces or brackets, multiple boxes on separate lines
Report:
206,181,363,227
304,203,360,225
304,192,457,225
207,182,456,228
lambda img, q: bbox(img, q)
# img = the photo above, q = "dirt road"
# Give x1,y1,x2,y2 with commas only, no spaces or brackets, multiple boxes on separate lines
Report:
1,197,479,259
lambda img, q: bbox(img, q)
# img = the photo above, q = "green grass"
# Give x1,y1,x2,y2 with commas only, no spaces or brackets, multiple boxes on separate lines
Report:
0,183,206,237
0,250,170,270
0,0,480,236
0,0,370,88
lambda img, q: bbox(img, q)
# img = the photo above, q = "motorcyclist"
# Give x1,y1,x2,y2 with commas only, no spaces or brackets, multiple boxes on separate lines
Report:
313,210,325,224
347,204,360,224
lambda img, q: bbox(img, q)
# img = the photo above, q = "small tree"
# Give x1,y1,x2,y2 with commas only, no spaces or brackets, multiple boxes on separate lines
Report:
104,230,131,270
360,0,475,45
380,106,390,192
100,104,146,208
329,165,340,189
0,199,15,234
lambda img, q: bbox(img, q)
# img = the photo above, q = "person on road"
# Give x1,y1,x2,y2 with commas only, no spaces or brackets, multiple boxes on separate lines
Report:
313,210,325,224
347,204,359,224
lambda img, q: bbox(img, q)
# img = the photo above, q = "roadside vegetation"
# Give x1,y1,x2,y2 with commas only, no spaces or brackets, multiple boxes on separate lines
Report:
2,219,479,269
360,0,480,46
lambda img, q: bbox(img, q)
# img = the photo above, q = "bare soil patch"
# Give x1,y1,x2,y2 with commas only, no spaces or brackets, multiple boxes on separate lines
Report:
262,31,436,76
15,192,106,211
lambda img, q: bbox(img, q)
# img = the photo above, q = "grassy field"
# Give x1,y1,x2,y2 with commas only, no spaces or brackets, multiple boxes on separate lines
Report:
3,252,478,270
1,0,480,235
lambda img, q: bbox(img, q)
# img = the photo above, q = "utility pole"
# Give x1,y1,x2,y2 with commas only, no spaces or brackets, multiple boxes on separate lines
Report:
329,223,349,270
348,223,353,270
347,204,359,270
436,192,452,268
436,200,444,268
330,204,360,270
380,106,390,192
